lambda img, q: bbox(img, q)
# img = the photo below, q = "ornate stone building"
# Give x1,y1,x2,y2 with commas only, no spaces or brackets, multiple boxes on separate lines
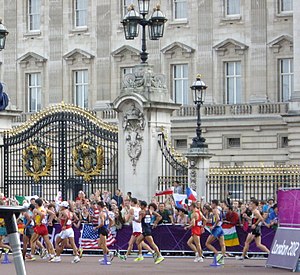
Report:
0,0,299,167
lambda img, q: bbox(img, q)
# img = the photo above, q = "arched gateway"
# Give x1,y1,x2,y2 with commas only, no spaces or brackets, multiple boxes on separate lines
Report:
2,103,118,201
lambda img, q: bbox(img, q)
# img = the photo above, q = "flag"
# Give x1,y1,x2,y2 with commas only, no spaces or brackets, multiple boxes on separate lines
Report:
222,223,240,247
173,193,187,208
15,195,38,205
186,187,197,201
155,188,174,196
80,224,116,249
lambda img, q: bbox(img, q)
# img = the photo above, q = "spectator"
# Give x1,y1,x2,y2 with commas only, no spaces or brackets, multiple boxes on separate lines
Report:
126,192,132,200
176,208,188,225
224,205,239,226
173,181,183,194
262,197,275,213
121,198,131,225
102,190,111,204
157,202,174,224
266,204,279,229
79,205,91,224
112,189,123,207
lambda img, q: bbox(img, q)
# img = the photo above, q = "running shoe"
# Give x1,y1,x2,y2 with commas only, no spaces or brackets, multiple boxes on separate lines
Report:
154,256,165,265
40,248,47,259
134,256,144,262
78,248,83,258
100,260,111,265
117,253,127,261
50,256,61,263
217,254,224,265
235,255,244,260
26,255,36,261
152,252,157,262
3,248,9,254
194,256,203,263
72,256,80,264
108,251,115,262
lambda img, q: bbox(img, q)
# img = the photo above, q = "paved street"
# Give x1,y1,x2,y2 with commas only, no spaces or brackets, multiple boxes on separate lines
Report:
0,255,290,275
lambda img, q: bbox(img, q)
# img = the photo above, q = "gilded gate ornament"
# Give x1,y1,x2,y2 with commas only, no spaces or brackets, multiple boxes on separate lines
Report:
23,141,52,182
72,138,104,182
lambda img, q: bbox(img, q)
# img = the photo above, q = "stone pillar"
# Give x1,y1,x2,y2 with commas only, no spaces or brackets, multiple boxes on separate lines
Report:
113,64,180,201
292,0,300,104
0,108,22,144
185,147,213,202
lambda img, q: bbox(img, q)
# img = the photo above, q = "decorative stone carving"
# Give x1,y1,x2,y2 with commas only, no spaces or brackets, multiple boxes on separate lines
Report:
189,160,197,190
122,66,167,91
123,103,145,173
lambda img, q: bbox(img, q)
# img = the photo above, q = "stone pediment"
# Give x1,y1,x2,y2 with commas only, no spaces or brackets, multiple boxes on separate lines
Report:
268,35,293,53
161,42,195,58
111,45,140,62
18,52,47,68
63,49,94,64
213,38,248,56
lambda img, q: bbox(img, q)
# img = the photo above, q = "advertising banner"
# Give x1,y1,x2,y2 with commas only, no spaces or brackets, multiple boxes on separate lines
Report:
266,227,300,272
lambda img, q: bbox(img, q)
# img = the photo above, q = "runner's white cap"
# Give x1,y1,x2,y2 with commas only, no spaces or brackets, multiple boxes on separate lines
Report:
60,201,69,208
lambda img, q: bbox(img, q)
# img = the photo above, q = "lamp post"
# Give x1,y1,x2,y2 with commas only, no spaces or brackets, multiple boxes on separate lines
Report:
190,74,208,149
121,1,167,63
0,19,9,50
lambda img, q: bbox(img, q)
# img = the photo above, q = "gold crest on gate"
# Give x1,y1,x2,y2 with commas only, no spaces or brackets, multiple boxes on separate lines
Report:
23,141,52,182
72,138,104,182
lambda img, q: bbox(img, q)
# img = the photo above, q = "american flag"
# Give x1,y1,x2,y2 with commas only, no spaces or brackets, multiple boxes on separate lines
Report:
79,224,116,249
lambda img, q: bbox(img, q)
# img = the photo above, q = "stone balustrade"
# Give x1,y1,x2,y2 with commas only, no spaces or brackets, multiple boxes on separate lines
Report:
175,102,289,117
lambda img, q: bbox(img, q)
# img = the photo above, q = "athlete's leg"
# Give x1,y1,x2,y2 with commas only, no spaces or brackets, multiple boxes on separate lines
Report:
69,237,79,256
193,235,203,257
54,236,64,256
145,236,161,257
43,235,55,255
141,241,154,253
187,236,197,254
22,234,29,259
30,233,40,255
136,234,145,256
254,236,270,253
218,236,226,256
242,234,255,257
205,235,218,255
125,235,136,256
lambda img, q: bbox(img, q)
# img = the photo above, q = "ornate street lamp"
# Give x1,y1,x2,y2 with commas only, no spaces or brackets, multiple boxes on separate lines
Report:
190,75,208,149
0,19,9,51
121,1,167,63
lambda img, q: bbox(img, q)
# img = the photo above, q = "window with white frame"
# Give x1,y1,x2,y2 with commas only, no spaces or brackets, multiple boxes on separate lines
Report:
279,0,293,13
122,0,135,17
74,70,88,108
173,0,188,20
27,73,42,112
172,64,189,104
279,58,293,102
74,0,87,27
225,0,240,16
121,67,134,76
28,0,41,31
225,61,242,104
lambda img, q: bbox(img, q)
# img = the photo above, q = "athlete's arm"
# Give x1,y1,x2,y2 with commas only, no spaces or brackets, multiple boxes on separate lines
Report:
185,212,196,230
125,208,134,223
134,210,144,223
211,209,219,229
94,212,105,230
23,212,31,228
252,209,263,228
152,211,162,227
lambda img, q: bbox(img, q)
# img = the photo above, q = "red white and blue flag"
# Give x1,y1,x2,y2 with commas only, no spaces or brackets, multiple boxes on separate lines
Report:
186,187,197,202
173,194,187,209
79,224,116,249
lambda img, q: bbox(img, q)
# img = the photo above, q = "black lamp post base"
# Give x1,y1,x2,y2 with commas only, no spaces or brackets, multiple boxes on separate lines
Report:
190,137,208,149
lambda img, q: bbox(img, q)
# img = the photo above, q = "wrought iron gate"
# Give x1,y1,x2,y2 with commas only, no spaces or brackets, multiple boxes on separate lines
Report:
3,103,118,201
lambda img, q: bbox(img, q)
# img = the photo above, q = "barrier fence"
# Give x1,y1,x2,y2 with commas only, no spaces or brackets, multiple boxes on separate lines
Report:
157,165,300,202
41,224,276,254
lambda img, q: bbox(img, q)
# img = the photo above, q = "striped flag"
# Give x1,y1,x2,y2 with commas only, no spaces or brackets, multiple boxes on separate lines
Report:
222,223,240,247
80,224,116,249
155,188,174,196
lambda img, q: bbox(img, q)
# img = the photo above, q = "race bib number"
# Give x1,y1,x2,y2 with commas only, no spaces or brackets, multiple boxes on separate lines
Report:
197,221,203,227
144,215,151,224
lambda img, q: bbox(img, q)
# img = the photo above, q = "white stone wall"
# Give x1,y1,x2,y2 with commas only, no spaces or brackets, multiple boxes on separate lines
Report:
0,0,298,166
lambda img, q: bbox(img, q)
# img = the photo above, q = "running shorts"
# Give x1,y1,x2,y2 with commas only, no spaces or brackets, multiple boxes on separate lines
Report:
34,224,48,236
251,226,261,237
132,232,142,237
142,230,152,237
98,227,109,237
191,226,203,236
211,226,224,238
24,227,34,237
59,228,74,239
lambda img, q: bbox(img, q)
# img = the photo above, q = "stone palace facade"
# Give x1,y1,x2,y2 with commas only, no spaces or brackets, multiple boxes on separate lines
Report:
0,0,300,167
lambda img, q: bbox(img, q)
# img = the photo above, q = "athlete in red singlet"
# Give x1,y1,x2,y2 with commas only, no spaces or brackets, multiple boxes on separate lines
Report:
185,202,206,262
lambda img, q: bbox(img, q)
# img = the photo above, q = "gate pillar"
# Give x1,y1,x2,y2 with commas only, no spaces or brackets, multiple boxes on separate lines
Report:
113,64,180,201
185,148,213,202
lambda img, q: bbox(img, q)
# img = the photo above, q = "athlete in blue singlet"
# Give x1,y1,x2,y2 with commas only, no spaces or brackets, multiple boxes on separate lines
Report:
205,199,226,265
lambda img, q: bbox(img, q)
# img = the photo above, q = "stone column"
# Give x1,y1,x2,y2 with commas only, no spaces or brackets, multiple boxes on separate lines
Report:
292,0,300,104
113,64,180,201
185,147,213,202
